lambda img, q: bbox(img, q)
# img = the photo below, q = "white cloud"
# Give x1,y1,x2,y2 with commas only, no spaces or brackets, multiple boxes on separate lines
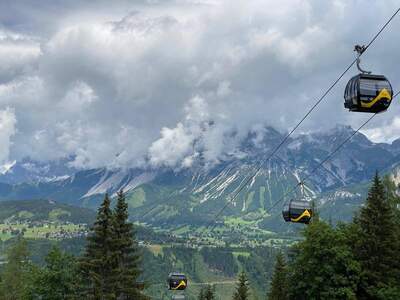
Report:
0,107,17,164
0,29,41,83
149,96,210,168
362,116,400,143
0,0,399,169
149,123,194,167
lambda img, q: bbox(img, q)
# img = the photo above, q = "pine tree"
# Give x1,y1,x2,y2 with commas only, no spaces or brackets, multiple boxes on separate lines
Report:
0,237,33,300
288,220,360,299
353,173,400,298
233,271,250,300
79,193,117,299
112,189,147,300
267,252,288,300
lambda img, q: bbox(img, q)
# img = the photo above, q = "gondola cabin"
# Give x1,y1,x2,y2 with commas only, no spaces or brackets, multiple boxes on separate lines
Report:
282,200,312,224
168,273,187,291
344,74,393,113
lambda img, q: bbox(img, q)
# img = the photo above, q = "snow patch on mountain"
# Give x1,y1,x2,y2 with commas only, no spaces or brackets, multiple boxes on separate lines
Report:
333,191,361,198
0,160,16,174
82,170,156,198
249,170,260,188
193,169,227,194
319,190,362,206
41,175,71,183
122,172,156,194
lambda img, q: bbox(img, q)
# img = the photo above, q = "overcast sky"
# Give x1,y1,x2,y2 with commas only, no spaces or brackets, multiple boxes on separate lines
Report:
0,0,399,170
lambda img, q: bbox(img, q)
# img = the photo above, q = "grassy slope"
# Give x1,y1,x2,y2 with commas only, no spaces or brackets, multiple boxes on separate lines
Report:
0,199,96,224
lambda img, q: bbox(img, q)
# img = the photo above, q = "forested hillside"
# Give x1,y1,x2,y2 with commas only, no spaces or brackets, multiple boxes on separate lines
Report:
0,174,399,299
0,199,95,224
0,190,281,299
0,230,279,299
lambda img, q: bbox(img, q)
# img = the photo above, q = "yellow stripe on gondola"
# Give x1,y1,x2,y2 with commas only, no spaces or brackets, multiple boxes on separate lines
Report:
291,209,311,222
172,280,186,290
360,88,392,108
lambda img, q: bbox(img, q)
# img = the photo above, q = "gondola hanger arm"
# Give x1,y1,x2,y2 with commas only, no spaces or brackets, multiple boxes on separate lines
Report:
354,44,371,74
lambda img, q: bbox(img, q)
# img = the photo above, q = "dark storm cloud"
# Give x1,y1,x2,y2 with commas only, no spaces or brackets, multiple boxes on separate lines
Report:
0,0,399,169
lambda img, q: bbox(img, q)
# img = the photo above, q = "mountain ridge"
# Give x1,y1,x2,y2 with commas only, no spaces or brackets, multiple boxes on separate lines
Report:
0,125,399,231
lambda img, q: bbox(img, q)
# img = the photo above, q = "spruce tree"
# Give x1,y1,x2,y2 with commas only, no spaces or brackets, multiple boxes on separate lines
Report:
112,189,147,300
267,252,288,300
233,271,250,300
353,173,400,298
79,193,117,299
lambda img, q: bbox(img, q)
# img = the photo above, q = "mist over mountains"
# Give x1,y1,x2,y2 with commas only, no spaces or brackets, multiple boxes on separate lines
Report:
0,124,399,230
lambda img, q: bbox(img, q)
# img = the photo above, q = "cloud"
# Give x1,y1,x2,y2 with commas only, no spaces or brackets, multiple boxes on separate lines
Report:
149,96,210,168
0,0,399,169
0,107,17,165
362,116,400,143
0,29,41,84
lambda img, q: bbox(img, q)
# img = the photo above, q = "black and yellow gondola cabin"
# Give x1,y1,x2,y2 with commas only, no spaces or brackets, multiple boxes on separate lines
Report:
344,74,393,113
168,273,187,291
282,200,312,224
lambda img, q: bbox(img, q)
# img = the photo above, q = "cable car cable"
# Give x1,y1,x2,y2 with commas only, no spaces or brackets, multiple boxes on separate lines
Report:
268,89,400,213
138,8,400,239
262,113,376,213
208,112,377,232
206,89,399,232
200,8,400,232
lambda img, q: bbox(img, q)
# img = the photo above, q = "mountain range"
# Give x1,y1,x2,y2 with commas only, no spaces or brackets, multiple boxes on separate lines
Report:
1,125,399,231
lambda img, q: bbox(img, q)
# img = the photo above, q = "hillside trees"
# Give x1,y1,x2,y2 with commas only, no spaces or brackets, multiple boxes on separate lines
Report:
200,247,237,276
233,271,251,300
267,252,288,300
270,173,400,299
198,288,205,300
79,193,116,299
288,220,360,299
0,237,34,300
352,174,400,299
198,285,216,300
29,246,78,299
79,191,147,299
113,190,147,299
0,239,81,299
0,190,147,299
